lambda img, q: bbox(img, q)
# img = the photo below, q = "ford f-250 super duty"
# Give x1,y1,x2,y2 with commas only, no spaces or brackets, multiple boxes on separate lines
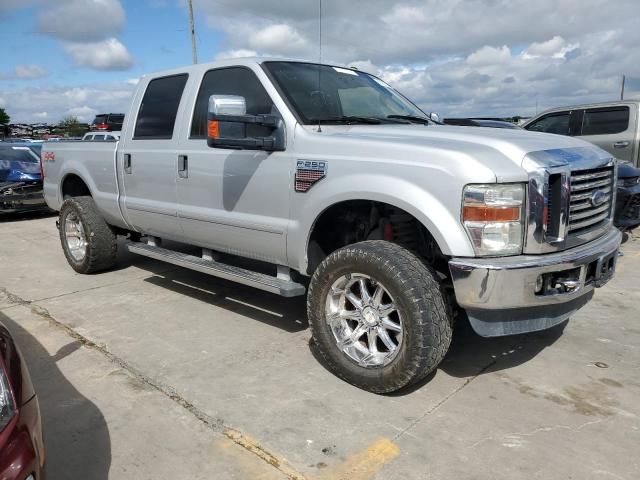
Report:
42,59,622,393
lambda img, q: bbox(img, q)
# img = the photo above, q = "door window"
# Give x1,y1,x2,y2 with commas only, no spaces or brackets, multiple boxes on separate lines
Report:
134,74,188,139
525,112,571,135
580,107,629,135
190,67,274,138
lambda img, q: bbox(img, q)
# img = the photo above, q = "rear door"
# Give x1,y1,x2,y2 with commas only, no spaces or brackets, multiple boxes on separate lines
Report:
576,105,638,161
119,73,189,239
174,66,290,264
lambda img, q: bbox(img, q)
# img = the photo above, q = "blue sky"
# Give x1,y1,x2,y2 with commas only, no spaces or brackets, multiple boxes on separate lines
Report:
1,0,639,123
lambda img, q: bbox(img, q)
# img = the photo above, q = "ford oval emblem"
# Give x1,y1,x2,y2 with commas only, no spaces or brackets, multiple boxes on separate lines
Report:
590,189,607,207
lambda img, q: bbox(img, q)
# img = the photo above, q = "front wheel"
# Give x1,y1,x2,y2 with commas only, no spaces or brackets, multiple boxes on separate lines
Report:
307,241,452,393
59,196,117,274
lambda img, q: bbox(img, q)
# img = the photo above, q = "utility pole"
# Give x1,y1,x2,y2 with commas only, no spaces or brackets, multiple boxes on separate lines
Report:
621,75,625,101
187,0,197,64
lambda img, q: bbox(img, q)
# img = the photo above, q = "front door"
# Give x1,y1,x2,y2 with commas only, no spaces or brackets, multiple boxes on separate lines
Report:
175,66,290,264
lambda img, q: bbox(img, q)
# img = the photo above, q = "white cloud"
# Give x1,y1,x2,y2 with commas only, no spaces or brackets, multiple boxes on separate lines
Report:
467,46,511,67
249,24,307,54
14,64,48,79
214,49,259,61
38,0,125,42
523,36,579,59
65,105,98,122
64,38,133,71
33,111,48,119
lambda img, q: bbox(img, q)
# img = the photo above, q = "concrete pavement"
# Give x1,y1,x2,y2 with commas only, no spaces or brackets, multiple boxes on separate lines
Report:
1,212,638,479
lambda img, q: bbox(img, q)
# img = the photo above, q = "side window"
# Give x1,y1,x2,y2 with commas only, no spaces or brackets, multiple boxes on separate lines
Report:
190,67,275,138
580,107,629,135
134,74,188,139
525,112,571,135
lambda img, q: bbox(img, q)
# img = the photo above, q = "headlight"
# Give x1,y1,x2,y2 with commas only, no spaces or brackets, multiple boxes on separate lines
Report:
0,365,16,432
462,183,525,256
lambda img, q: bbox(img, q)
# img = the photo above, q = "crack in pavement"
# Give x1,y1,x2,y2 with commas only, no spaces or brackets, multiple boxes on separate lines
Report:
392,360,497,441
2,287,306,480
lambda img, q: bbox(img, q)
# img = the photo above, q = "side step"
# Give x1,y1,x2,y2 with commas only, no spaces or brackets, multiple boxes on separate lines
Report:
127,242,306,297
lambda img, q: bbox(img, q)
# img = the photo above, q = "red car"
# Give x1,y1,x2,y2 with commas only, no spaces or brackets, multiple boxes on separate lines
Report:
0,321,45,480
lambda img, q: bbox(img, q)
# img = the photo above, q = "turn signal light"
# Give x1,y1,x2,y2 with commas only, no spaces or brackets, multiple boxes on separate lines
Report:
462,205,520,222
207,120,219,139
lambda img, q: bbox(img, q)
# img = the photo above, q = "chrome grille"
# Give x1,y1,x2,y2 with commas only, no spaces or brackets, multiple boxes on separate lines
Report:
568,166,614,234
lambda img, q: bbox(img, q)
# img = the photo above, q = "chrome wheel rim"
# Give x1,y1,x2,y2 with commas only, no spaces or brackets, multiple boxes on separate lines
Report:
325,273,403,368
64,212,87,262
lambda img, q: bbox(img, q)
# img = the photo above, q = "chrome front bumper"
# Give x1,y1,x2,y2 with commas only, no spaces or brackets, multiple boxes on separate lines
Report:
449,228,622,337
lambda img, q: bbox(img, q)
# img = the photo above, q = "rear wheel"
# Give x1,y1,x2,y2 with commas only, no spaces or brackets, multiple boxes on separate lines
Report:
307,240,452,393
59,196,117,273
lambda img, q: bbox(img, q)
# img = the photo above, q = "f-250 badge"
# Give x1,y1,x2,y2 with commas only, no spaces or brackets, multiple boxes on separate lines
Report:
295,160,327,193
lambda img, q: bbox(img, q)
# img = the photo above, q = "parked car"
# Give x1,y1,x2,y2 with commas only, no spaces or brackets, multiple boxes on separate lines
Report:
0,320,46,479
0,144,47,214
522,100,640,166
443,118,522,129
90,113,124,132
523,101,640,229
82,131,121,141
42,59,621,393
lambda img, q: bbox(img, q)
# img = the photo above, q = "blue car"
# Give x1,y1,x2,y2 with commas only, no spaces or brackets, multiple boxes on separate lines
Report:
0,143,48,214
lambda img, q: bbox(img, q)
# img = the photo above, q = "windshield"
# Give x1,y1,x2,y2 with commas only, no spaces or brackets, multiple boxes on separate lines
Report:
264,61,429,125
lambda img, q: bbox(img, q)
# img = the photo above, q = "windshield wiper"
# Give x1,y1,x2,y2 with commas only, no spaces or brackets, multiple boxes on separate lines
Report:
308,116,383,125
386,114,431,125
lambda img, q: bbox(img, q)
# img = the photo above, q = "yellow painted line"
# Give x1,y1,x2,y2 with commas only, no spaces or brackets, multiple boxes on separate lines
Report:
224,428,308,480
222,428,400,480
319,438,400,480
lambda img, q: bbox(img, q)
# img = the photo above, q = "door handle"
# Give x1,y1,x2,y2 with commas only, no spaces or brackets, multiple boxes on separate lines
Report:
124,153,132,174
178,154,188,178
614,141,630,149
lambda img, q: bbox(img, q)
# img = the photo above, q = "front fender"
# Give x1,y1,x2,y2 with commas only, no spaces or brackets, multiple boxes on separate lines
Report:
287,172,475,274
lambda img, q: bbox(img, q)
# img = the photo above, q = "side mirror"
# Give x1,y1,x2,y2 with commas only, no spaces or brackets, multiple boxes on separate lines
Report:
207,95,285,151
429,112,441,123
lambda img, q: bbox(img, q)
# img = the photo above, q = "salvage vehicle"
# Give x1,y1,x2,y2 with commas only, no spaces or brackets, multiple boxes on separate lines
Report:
615,162,640,229
42,59,622,393
0,320,46,480
0,144,47,214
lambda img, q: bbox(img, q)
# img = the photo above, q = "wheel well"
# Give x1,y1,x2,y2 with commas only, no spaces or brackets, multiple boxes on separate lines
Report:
307,200,448,275
61,174,91,199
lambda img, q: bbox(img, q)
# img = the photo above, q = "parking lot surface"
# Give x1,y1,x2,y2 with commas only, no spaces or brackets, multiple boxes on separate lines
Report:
1,213,639,479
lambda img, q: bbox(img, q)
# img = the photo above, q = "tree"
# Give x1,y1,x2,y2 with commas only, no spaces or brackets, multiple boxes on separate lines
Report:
0,107,9,125
58,115,86,137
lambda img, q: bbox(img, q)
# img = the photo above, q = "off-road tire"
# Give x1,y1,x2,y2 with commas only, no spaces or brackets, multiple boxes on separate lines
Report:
308,240,452,393
59,196,117,274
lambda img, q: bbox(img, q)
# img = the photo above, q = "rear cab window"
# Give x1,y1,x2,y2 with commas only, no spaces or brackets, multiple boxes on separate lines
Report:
580,107,630,135
134,74,189,139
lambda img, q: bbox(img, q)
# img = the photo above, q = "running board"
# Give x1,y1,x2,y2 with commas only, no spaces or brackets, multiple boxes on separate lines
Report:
127,242,306,297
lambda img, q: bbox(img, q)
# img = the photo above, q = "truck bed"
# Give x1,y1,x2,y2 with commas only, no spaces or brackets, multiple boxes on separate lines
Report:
42,140,126,228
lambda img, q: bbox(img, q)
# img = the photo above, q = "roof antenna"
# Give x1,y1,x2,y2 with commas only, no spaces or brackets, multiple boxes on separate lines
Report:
316,0,322,133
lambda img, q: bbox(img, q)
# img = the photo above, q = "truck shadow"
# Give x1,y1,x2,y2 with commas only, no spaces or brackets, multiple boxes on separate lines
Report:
0,209,56,223
0,312,111,480
125,254,564,392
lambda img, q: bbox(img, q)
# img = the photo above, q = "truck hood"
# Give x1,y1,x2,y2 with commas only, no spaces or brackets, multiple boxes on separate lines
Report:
310,124,610,182
0,159,41,183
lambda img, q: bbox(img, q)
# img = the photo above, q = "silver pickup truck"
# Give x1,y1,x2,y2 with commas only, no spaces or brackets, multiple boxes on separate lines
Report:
42,58,622,393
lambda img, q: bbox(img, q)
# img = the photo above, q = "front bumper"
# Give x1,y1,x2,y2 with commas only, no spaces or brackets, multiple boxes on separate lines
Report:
0,182,47,213
449,228,622,337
